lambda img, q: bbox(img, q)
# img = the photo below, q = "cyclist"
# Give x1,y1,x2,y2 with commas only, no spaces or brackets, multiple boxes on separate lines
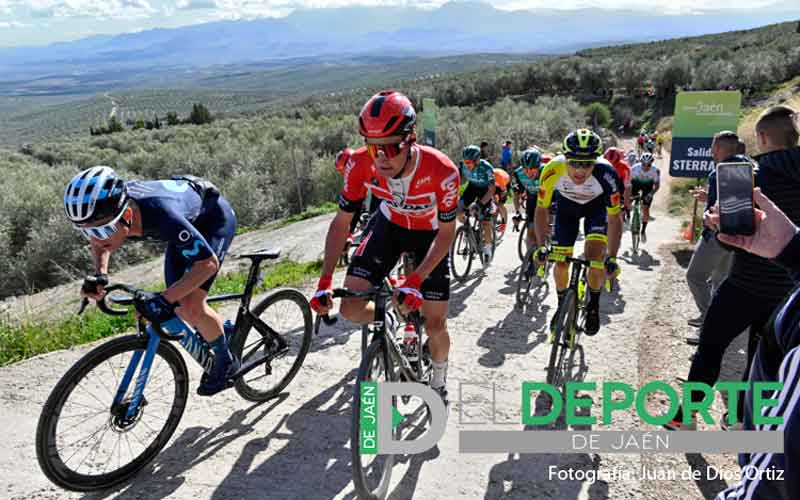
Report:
637,131,647,155
310,90,459,405
656,133,665,157
626,149,638,168
603,147,632,214
335,147,380,244
533,129,623,336
63,167,238,396
459,144,497,263
630,152,661,243
493,167,511,236
512,147,544,254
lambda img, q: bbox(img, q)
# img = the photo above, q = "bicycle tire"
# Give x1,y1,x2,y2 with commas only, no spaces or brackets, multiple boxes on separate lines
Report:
515,249,536,309
351,339,398,500
517,224,528,262
36,335,188,492
450,225,473,281
232,288,313,402
546,290,576,389
631,206,641,254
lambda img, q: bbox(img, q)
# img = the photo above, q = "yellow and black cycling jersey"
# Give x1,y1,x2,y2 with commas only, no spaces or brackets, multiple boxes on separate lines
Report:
536,155,622,216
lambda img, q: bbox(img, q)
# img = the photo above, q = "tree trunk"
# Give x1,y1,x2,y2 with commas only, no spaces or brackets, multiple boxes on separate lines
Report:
289,147,304,212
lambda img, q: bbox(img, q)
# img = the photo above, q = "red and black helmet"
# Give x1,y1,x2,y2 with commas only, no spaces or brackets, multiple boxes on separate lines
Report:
358,90,416,138
603,147,623,165
335,147,354,175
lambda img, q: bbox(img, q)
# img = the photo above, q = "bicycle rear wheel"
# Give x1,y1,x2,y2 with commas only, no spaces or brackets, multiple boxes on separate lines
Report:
450,225,473,281
546,290,576,389
351,339,398,500
36,335,188,491
232,288,313,402
515,249,536,309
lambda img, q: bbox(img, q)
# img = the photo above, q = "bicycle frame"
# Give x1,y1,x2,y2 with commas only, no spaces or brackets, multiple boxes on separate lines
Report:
108,256,286,422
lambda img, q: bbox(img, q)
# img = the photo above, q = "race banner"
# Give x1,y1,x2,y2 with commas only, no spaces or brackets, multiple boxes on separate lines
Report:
669,91,741,178
421,97,437,148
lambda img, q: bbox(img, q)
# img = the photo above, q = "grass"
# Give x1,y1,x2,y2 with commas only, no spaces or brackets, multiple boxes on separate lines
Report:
0,258,322,366
276,202,338,228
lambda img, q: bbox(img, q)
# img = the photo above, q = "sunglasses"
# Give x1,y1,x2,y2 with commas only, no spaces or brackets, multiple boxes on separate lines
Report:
365,140,405,159
566,159,596,170
464,159,478,167
75,205,128,241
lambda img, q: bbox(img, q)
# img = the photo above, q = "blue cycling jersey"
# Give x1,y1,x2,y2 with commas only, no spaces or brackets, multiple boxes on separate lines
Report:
460,159,495,188
513,166,539,193
126,180,236,262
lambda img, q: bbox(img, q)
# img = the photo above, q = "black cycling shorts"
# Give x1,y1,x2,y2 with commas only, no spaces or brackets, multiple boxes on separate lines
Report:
495,188,509,205
164,195,236,292
552,195,607,250
347,212,450,301
631,181,655,207
525,192,537,225
459,183,491,211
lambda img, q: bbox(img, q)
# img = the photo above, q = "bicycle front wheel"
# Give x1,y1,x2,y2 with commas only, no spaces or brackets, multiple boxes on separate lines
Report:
450,225,473,281
351,339,398,500
515,250,536,309
36,335,188,491
546,290,576,389
232,288,313,402
517,224,528,262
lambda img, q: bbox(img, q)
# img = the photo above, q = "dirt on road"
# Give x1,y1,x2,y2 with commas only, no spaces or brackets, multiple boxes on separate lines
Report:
1,150,750,500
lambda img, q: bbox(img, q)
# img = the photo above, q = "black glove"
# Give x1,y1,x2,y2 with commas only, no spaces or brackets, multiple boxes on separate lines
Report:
605,256,620,277
82,274,109,295
134,291,176,324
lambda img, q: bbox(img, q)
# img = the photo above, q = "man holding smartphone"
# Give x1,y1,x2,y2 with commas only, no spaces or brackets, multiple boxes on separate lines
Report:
666,106,800,430
685,132,738,329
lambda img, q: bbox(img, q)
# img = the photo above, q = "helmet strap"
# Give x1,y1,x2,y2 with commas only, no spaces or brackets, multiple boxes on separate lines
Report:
394,142,414,179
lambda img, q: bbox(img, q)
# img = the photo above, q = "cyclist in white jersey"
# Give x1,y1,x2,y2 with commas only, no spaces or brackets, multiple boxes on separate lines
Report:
630,152,660,243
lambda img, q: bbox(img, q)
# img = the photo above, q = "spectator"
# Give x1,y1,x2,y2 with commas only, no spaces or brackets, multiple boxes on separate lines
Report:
685,131,738,331
711,188,800,500
480,141,490,160
666,105,800,431
501,140,513,171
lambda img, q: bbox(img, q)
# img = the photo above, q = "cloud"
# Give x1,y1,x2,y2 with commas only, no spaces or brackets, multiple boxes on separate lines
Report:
176,0,217,9
23,0,156,19
0,20,25,27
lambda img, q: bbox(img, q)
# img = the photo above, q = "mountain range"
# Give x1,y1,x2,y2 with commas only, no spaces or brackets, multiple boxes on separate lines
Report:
0,1,798,95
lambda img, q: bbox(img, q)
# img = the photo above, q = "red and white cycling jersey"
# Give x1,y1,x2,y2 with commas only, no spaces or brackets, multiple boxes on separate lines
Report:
338,145,460,231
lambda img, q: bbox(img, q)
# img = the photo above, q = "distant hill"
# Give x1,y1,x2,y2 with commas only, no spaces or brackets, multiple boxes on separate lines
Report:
0,1,798,96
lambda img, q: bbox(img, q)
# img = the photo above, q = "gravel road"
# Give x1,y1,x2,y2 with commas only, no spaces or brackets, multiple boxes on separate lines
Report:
1,150,749,499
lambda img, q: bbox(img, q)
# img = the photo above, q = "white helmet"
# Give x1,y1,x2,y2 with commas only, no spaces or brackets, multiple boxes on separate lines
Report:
641,152,654,164
63,166,128,225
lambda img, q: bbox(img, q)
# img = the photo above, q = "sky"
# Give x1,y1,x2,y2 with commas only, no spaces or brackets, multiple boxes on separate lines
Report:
0,0,792,47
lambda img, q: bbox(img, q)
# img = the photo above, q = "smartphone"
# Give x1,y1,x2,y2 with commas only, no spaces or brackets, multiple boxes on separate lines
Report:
716,161,755,236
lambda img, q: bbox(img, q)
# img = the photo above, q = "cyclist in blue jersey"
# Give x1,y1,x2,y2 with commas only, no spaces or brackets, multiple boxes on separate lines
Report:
458,144,496,262
512,147,544,253
63,166,238,396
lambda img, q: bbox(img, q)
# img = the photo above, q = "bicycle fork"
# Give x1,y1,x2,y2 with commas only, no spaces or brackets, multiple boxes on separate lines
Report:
113,330,160,423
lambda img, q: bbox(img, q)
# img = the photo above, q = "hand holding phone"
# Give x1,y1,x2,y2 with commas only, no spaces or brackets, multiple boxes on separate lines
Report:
716,161,755,236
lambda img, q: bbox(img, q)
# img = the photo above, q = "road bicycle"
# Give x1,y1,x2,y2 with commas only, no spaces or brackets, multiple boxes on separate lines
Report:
515,243,553,310
629,194,642,254
36,248,313,491
339,211,372,266
316,280,433,500
450,204,496,280
545,254,591,390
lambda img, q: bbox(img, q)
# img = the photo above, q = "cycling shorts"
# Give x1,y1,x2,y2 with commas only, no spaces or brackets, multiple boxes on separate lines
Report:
552,195,607,251
631,181,656,207
511,177,525,194
164,195,236,292
347,212,450,301
495,188,509,205
459,182,492,211
525,193,536,226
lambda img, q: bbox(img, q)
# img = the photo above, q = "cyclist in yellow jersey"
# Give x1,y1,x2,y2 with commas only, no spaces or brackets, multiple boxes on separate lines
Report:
533,129,623,336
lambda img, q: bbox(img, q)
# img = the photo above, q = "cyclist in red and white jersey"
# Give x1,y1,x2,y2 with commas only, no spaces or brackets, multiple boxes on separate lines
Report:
603,147,632,213
311,90,459,405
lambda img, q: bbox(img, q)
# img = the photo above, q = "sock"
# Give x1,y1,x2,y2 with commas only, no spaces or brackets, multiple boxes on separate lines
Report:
209,333,232,363
431,360,448,389
557,290,566,309
588,288,601,309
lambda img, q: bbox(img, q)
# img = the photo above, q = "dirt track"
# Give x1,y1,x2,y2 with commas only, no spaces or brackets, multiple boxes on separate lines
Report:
1,150,748,499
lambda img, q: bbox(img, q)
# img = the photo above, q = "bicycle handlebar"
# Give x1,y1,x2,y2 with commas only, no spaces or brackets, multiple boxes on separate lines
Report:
314,284,398,335
78,283,171,339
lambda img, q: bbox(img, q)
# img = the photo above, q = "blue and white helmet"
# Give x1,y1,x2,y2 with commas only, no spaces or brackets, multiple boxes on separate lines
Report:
63,166,128,225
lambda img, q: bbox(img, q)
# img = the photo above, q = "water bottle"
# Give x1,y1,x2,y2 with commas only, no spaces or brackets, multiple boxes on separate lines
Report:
402,323,418,362
223,319,235,338
154,317,215,373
